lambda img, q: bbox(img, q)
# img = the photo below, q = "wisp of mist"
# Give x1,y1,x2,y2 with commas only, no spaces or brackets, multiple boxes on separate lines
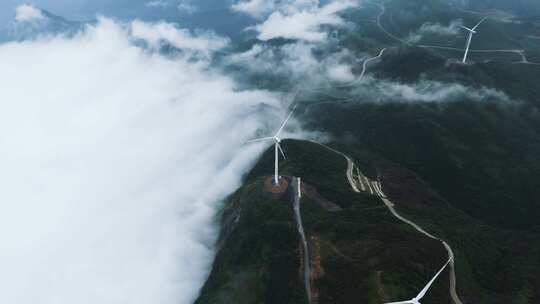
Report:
0,18,284,304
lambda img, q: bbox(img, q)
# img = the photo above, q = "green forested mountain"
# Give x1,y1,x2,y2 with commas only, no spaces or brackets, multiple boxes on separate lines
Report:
198,0,540,303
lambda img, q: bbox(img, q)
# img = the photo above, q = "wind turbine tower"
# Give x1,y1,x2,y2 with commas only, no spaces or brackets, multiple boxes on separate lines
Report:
460,18,487,63
385,258,452,304
248,104,297,186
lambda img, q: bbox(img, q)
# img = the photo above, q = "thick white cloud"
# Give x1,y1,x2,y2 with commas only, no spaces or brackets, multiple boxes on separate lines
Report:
232,0,321,18
352,77,510,103
145,0,197,14
252,0,358,42
15,4,45,22
177,0,198,14
407,19,463,43
0,17,292,304
229,0,360,90
231,0,278,18
130,20,229,54
326,63,354,82
227,42,357,87
232,0,357,42
146,0,169,8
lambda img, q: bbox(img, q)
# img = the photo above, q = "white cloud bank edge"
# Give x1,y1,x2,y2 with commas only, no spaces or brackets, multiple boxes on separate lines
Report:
0,15,303,304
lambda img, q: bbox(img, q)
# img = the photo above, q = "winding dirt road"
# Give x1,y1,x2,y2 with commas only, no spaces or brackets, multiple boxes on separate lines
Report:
310,140,463,304
338,48,387,88
293,177,312,303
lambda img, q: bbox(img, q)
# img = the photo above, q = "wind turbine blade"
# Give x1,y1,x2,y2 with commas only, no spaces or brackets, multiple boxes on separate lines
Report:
459,25,474,33
246,137,275,143
472,17,487,31
278,143,286,160
415,258,452,300
275,104,298,137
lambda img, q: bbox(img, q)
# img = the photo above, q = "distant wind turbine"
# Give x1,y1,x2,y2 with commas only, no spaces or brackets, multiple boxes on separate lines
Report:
385,258,452,304
247,104,297,186
460,18,487,63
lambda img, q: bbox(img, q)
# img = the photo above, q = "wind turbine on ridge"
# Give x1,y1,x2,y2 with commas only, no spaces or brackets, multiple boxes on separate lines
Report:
460,18,487,63
247,104,298,186
384,258,452,304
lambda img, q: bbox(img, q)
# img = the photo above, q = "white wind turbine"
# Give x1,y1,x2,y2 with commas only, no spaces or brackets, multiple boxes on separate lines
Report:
247,104,297,186
460,18,487,63
385,258,452,304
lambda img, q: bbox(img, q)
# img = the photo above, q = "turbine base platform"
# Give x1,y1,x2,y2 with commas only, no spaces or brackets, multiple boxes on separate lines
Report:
263,176,289,194
446,58,474,67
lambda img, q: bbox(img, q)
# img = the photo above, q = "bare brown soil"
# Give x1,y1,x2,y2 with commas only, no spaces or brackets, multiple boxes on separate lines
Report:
310,235,324,304
263,176,289,194
375,270,388,303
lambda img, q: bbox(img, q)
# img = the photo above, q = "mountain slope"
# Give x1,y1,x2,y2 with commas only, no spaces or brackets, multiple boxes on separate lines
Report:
197,141,450,304
196,138,540,303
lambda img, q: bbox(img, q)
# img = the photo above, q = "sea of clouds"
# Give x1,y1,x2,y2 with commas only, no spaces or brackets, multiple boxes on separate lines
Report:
0,12,293,304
